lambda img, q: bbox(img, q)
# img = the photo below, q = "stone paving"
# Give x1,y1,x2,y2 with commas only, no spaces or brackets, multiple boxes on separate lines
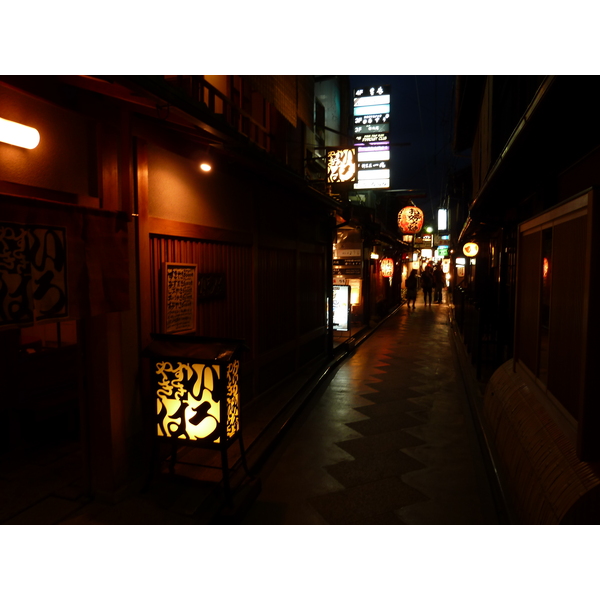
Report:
1,299,500,525
242,301,500,525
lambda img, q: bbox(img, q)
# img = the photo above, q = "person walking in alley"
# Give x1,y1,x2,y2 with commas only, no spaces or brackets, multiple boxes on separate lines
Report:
433,263,445,304
421,266,433,306
405,269,418,309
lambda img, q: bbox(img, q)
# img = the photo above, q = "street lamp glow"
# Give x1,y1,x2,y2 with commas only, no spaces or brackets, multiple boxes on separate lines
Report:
200,162,212,172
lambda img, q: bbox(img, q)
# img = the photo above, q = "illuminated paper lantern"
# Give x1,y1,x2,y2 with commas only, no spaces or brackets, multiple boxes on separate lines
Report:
145,334,247,495
380,258,394,277
463,242,479,257
398,206,424,234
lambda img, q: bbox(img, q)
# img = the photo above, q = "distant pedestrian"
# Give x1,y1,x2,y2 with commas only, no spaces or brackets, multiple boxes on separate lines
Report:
433,264,445,303
405,269,418,309
421,266,433,306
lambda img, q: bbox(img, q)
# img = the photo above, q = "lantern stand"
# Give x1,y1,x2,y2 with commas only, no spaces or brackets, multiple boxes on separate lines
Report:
143,334,252,505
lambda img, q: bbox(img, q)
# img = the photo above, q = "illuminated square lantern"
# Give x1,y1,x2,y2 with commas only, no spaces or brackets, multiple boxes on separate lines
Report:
146,334,242,446
144,334,248,493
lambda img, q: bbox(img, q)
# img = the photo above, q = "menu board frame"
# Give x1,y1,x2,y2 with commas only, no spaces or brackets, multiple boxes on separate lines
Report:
162,262,197,334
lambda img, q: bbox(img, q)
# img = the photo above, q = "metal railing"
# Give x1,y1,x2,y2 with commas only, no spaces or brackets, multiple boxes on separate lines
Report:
163,76,271,151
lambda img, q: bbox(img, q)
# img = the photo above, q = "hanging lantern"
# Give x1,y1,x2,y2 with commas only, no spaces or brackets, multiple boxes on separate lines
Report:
398,205,424,234
463,242,479,257
380,258,394,278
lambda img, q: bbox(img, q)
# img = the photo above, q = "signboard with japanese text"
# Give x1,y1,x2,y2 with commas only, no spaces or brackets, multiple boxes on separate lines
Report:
327,148,358,184
337,248,362,257
162,262,197,334
353,85,391,190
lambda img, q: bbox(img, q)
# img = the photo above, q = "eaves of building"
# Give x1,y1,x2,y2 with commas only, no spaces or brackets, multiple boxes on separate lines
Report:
458,75,600,243
3,75,342,214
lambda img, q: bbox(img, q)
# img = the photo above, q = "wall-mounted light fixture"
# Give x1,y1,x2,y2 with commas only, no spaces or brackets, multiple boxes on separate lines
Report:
199,146,213,173
0,117,40,149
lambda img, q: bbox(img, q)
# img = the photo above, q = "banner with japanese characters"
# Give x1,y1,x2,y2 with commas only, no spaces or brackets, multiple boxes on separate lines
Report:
0,222,68,328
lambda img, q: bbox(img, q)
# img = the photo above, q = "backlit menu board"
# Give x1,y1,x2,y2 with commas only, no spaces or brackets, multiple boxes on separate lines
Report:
332,285,351,331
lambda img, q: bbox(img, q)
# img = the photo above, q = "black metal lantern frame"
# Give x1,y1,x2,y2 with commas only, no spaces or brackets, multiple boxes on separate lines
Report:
145,334,249,498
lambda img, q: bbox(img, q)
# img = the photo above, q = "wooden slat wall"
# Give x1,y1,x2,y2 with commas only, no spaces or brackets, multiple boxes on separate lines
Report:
298,251,326,334
149,235,253,342
148,231,329,399
256,247,296,353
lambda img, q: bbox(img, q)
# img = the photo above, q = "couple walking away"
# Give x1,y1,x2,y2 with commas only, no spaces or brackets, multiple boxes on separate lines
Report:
405,265,444,309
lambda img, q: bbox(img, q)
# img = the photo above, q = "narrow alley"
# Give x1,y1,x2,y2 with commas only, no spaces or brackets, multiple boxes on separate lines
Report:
242,300,501,525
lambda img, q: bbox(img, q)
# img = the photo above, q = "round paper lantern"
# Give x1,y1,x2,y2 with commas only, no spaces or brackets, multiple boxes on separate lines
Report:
380,258,394,277
463,242,479,257
398,205,424,234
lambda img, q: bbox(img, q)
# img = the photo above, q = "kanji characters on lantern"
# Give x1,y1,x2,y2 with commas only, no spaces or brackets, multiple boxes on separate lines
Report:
398,206,424,234
380,258,394,278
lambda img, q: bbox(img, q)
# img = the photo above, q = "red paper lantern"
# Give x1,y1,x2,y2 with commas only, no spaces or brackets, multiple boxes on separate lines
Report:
398,205,424,234
380,258,394,277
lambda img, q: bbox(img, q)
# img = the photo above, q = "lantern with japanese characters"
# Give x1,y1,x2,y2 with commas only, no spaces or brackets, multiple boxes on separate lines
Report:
145,335,243,449
398,205,424,234
380,258,394,278
463,242,479,257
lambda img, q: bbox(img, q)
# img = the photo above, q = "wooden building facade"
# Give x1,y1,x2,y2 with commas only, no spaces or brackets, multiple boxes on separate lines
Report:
453,75,600,523
0,75,345,503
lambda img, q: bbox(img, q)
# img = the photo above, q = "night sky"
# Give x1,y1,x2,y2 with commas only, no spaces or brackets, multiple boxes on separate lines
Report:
349,75,469,224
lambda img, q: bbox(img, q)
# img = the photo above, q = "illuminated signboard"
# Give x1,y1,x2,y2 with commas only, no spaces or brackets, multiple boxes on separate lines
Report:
354,121,390,135
357,146,390,162
353,85,391,190
327,148,358,183
355,132,389,143
353,86,391,130
332,285,351,331
438,208,448,231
